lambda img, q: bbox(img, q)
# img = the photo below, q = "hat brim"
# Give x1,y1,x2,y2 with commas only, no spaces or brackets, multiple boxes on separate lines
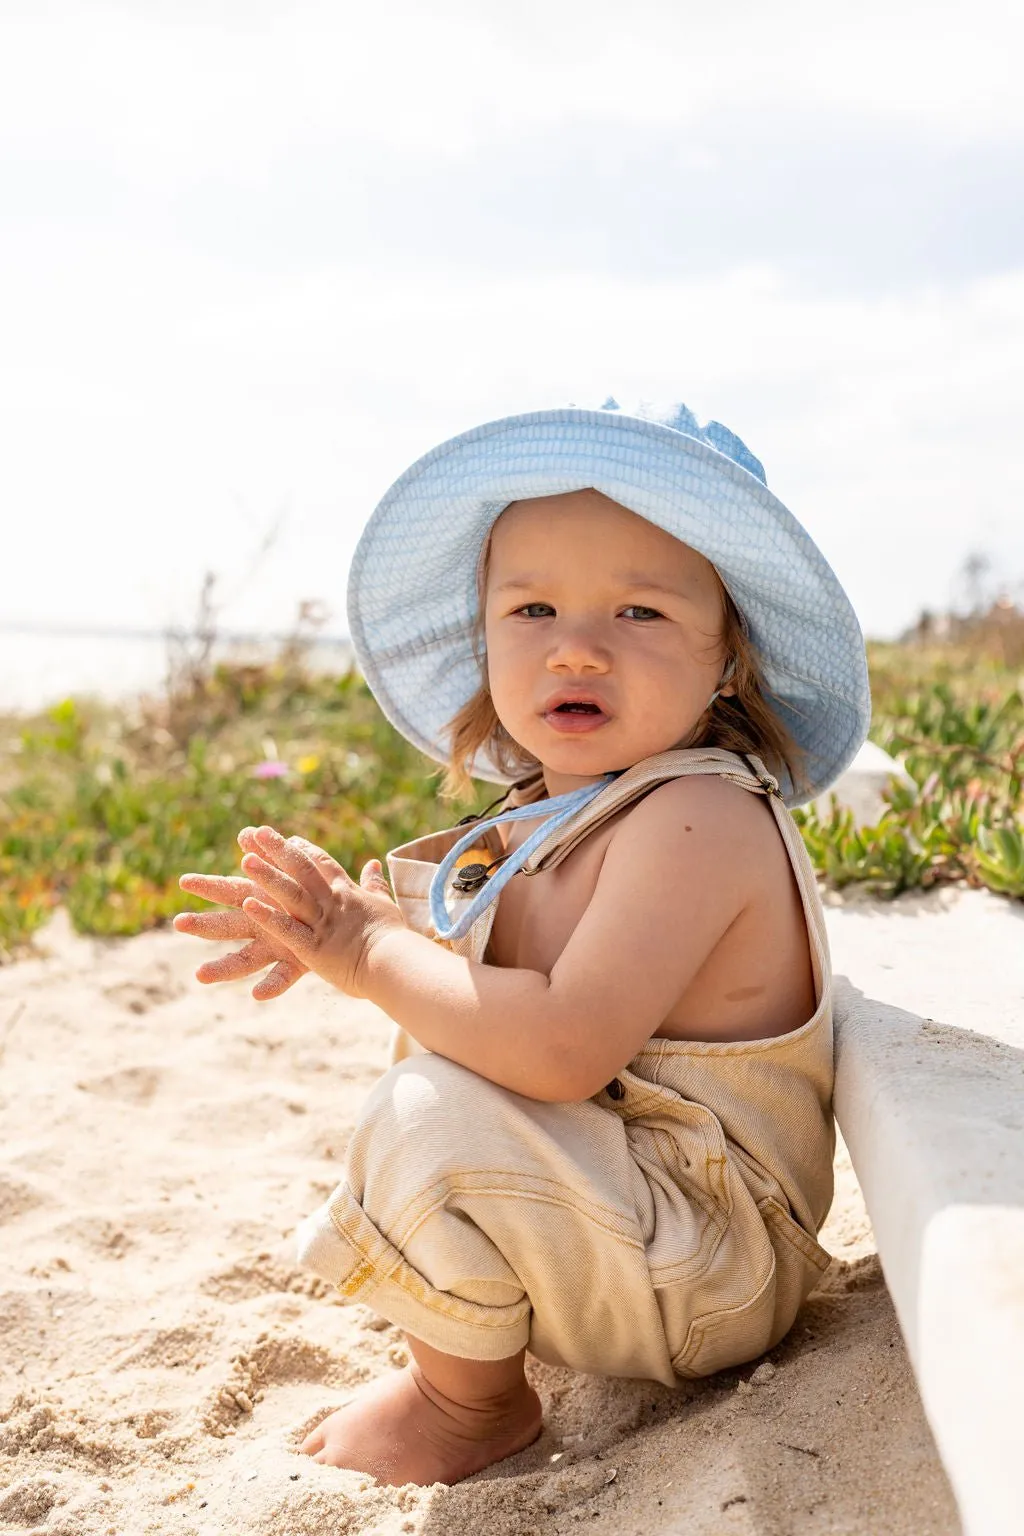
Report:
347,409,870,805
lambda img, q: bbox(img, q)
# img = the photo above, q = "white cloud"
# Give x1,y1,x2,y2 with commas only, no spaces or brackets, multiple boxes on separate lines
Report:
1,0,1022,177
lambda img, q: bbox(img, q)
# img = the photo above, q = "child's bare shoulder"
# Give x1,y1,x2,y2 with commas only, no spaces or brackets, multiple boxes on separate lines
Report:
613,772,773,842
603,774,781,892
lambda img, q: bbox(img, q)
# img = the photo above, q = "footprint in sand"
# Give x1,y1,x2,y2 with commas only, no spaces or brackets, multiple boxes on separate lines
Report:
102,966,185,1015
129,1408,176,1440
0,1391,123,1471
112,1322,212,1372
198,1253,333,1302
51,1214,132,1259
74,1065,162,1103
0,1170,49,1225
201,1334,360,1438
0,1472,62,1526
200,1254,333,1304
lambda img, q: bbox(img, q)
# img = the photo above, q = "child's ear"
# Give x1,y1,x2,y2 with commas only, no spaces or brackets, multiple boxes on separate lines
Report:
718,656,738,697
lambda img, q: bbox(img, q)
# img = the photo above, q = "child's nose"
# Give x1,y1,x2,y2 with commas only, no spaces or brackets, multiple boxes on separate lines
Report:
545,622,611,672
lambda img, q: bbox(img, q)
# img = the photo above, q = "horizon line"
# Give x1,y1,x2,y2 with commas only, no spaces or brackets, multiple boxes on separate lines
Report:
0,621,354,647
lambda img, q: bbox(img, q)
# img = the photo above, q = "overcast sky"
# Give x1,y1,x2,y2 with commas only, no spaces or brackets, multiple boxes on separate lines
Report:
3,0,1023,648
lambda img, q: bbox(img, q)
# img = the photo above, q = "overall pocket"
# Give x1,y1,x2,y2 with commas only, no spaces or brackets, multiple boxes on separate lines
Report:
670,1255,778,1378
757,1195,832,1346
669,1195,833,1379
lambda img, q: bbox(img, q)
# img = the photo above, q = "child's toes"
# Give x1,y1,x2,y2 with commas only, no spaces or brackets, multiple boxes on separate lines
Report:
299,1424,326,1457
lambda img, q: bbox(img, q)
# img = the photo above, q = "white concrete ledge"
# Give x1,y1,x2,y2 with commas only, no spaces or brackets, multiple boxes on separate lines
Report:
833,972,1024,1536
812,739,916,825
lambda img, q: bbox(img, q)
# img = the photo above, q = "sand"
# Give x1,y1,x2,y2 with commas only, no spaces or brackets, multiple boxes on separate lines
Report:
0,901,963,1536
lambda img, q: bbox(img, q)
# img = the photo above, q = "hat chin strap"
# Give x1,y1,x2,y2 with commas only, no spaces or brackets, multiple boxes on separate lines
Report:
705,655,736,711
430,659,739,941
429,776,613,942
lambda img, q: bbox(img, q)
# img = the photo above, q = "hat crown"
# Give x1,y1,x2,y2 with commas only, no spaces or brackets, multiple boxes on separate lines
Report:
348,399,870,803
597,397,767,486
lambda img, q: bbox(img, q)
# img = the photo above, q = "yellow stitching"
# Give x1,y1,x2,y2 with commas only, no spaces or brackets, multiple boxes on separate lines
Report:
758,1198,831,1271
396,1182,648,1253
327,1205,532,1330
386,1163,643,1239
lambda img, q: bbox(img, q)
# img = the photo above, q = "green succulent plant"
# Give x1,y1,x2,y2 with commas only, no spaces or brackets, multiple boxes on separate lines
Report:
1,634,1022,955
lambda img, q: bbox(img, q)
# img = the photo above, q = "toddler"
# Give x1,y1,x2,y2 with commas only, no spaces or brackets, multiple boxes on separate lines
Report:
175,400,870,1487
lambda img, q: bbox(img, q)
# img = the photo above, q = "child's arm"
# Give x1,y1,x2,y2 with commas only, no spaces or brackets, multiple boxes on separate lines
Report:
238,778,754,1102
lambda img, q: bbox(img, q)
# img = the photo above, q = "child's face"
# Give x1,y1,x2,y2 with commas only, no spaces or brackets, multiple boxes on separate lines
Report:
484,489,732,790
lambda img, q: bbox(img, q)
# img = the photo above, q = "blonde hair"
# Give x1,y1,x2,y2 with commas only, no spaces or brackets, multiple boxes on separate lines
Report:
440,536,806,801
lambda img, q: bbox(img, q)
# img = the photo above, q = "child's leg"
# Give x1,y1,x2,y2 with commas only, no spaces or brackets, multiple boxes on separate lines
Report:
296,1052,784,1483
297,1054,682,1383
299,1335,542,1486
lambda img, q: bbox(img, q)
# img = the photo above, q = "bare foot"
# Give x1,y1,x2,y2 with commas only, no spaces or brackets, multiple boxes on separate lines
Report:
299,1363,543,1486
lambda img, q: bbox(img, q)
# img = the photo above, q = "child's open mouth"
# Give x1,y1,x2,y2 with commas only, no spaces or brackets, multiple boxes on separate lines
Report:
543,699,610,734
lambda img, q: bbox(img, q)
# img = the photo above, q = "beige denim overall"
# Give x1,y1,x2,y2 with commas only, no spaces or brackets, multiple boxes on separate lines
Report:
296,749,835,1385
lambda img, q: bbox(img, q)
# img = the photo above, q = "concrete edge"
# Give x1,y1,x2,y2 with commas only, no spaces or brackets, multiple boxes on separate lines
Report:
832,976,1024,1536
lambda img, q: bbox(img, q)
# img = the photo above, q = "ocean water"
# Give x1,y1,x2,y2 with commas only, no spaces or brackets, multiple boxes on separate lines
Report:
0,632,355,716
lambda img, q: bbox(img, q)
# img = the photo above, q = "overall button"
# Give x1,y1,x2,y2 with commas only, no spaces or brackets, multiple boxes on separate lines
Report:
605,1078,626,1101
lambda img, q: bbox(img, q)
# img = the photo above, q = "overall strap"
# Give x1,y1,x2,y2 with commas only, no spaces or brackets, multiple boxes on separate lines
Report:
425,747,796,947
427,773,615,942
522,746,832,1005
520,748,781,875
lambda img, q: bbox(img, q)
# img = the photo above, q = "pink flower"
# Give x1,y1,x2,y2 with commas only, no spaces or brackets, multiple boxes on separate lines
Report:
252,760,290,780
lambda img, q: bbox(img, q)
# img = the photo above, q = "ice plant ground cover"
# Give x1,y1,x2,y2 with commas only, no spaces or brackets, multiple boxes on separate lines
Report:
0,631,1021,957
795,637,1024,899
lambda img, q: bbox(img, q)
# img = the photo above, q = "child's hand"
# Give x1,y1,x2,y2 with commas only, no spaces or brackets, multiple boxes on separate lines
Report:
232,825,404,997
174,865,312,1001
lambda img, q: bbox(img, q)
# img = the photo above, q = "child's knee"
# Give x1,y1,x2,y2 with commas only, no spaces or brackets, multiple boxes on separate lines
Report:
347,1054,510,1205
362,1053,499,1143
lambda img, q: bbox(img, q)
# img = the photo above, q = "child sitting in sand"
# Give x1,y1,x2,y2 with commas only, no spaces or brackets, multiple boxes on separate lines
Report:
175,399,869,1488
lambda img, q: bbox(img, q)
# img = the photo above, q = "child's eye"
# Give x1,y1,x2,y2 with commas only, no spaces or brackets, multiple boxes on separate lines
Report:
514,603,555,618
622,605,664,621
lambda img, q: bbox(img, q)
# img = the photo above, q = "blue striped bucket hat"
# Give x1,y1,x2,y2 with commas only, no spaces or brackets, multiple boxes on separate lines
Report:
347,399,870,805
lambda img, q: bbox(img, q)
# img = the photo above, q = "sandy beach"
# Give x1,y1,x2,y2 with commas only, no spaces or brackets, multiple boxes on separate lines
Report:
0,897,966,1536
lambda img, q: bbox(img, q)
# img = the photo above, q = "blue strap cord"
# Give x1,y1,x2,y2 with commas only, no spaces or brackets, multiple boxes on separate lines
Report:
428,777,614,942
